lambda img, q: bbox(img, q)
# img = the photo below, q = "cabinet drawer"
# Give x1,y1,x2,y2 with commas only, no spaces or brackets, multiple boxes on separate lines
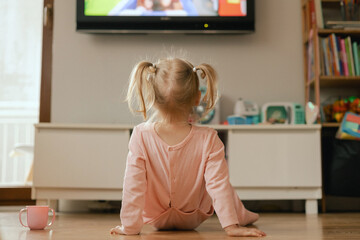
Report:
228,128,321,187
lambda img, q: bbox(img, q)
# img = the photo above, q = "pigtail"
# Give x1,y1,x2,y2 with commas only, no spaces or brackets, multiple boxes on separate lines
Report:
196,63,218,115
126,61,156,120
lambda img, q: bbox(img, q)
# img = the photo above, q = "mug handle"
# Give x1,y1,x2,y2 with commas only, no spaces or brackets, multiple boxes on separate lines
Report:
19,208,28,227
47,208,56,227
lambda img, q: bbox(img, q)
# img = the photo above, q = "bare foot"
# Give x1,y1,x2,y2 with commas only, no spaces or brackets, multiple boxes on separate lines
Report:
225,225,266,237
110,225,125,235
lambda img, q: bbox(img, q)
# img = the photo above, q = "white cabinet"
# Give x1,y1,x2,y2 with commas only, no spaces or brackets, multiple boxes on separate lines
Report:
32,124,130,201
224,125,322,214
32,124,321,214
228,126,321,187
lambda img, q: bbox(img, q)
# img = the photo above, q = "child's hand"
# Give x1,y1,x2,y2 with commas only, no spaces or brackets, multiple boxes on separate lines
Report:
224,224,266,237
110,225,125,235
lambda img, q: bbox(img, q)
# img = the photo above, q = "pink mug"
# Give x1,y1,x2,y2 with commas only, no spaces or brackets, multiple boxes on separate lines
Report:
19,206,55,230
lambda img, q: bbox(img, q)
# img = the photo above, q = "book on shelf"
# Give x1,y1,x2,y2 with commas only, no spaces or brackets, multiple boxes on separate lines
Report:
319,38,326,76
343,0,359,21
340,38,349,76
319,34,360,77
322,0,360,29
322,37,333,76
345,37,352,75
330,34,340,76
321,38,328,75
345,36,355,76
327,36,335,75
358,42,360,74
353,41,360,75
336,36,344,75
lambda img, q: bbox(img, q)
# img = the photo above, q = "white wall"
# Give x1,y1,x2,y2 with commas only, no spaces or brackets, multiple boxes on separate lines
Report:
51,0,304,124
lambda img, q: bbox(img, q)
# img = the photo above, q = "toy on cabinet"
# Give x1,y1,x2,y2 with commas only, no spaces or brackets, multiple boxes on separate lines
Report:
227,98,259,125
262,102,305,124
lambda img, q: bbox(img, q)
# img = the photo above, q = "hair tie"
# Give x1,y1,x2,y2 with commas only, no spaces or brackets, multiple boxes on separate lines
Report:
147,63,157,81
193,67,197,72
149,63,156,73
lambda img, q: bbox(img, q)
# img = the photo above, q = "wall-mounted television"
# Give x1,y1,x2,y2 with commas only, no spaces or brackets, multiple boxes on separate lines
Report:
76,0,255,34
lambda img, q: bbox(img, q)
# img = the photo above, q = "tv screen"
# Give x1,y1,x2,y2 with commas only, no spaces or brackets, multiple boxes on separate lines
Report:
77,0,254,33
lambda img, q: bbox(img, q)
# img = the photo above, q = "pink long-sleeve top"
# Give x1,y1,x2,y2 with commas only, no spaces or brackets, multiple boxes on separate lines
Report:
120,122,239,234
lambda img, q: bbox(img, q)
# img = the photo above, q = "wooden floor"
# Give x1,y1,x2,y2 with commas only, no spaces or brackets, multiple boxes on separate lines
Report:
1,211,360,240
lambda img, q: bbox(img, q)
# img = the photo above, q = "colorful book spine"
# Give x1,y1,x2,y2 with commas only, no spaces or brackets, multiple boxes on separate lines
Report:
340,0,346,20
353,41,360,76
348,36,355,76
319,38,325,76
327,36,335,76
330,34,340,76
358,42,360,74
336,36,344,75
345,37,354,76
322,38,330,76
340,38,349,76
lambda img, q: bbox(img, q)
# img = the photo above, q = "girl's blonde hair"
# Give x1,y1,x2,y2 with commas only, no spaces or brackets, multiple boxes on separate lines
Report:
126,57,218,121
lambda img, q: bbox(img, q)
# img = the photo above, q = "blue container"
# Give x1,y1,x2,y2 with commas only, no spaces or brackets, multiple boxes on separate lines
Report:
227,116,246,125
245,115,260,124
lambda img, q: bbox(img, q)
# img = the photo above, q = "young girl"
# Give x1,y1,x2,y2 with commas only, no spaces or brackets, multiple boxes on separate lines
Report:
110,58,266,237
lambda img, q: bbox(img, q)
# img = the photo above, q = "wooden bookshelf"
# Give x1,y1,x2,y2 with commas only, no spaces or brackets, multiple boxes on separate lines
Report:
309,76,360,87
302,0,360,115
301,0,360,213
318,28,360,36
322,122,340,127
300,27,360,43
307,78,316,87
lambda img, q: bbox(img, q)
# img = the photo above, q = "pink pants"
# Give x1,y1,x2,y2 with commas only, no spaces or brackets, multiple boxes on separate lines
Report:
148,189,259,230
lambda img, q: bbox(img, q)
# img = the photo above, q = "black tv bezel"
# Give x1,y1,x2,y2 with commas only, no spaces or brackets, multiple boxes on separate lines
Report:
76,0,255,34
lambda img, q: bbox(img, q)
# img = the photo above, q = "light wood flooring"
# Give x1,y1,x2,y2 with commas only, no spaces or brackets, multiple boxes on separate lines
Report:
1,211,360,240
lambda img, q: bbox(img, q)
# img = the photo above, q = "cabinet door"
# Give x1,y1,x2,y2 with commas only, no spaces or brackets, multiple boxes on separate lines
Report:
33,128,129,189
228,129,321,187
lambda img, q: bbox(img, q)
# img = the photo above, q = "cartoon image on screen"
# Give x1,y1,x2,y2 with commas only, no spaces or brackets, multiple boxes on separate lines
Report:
84,0,247,17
